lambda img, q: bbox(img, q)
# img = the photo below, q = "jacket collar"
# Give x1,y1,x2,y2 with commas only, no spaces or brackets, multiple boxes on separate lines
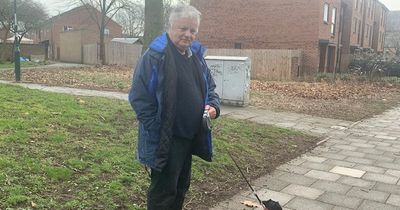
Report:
149,32,205,57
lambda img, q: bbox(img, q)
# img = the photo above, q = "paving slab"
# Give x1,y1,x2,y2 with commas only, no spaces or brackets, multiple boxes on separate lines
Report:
329,166,366,178
386,194,400,207
362,172,399,184
281,184,324,199
304,170,341,181
310,180,351,194
317,192,362,209
285,197,333,210
357,200,398,210
347,187,389,203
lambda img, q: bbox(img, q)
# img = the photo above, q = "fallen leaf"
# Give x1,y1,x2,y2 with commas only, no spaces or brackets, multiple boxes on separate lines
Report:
241,200,262,208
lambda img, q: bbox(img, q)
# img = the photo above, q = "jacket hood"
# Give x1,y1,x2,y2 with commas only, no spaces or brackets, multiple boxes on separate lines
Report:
149,32,206,57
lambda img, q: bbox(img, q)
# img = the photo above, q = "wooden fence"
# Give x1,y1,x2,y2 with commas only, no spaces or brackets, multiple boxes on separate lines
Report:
206,49,302,81
82,44,302,81
83,42,142,66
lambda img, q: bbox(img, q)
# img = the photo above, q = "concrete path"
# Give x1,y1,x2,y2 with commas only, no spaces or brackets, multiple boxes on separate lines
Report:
0,62,88,71
2,80,400,209
213,108,400,209
0,80,127,100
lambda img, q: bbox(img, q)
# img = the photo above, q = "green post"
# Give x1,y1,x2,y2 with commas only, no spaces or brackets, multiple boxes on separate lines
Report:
14,44,21,82
14,0,21,82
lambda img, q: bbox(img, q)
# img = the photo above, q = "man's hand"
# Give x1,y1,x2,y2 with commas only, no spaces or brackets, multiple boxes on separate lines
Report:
205,105,217,119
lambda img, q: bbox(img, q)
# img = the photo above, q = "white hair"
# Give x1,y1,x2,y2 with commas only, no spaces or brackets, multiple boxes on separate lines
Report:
168,4,201,29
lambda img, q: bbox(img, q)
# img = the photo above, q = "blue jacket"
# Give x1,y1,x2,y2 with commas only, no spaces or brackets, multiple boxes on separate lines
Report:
128,33,220,171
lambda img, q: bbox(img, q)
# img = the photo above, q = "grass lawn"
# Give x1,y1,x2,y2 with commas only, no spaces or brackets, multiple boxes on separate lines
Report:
0,61,43,69
1,66,400,121
0,84,317,210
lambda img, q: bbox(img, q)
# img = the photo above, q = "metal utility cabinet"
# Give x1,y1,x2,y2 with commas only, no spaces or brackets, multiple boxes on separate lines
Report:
205,56,251,106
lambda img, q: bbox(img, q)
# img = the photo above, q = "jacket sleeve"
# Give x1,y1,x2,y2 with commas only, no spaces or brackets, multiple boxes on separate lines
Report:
128,52,160,130
205,61,221,119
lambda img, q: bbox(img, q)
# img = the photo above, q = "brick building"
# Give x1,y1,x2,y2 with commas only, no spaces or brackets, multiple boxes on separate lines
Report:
32,5,122,60
340,0,388,69
385,11,400,55
191,0,388,77
372,1,387,52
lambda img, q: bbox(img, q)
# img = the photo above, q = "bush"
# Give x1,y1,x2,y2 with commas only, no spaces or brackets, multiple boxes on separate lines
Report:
348,49,400,79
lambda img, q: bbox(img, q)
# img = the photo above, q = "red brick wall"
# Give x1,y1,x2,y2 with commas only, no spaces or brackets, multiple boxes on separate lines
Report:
37,6,122,60
0,43,46,60
372,2,387,52
192,0,341,76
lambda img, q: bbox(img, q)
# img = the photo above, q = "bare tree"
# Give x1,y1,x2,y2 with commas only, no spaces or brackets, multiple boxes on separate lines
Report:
116,0,144,37
0,0,12,61
69,0,127,65
0,0,47,62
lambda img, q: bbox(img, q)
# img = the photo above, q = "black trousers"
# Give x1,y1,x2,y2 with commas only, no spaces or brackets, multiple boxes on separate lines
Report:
147,136,193,210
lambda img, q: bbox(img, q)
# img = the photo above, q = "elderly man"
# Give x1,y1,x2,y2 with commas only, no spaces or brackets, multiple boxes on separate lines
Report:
128,4,220,210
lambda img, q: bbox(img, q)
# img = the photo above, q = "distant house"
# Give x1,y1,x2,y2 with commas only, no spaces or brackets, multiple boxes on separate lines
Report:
32,4,122,61
385,11,400,55
191,0,388,77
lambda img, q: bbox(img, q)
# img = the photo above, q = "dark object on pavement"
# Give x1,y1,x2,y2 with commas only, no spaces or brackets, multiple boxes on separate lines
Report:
262,199,283,210
228,152,283,210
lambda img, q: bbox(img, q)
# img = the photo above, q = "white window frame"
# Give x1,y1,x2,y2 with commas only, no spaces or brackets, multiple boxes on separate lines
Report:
104,28,110,35
323,3,329,23
331,7,337,35
63,26,73,32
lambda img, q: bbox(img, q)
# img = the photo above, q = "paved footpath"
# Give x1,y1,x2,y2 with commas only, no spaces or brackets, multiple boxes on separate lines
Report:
2,81,400,210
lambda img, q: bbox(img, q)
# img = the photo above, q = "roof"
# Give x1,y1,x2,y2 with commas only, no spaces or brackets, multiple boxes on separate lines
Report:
6,36,34,44
111,37,141,44
44,4,121,28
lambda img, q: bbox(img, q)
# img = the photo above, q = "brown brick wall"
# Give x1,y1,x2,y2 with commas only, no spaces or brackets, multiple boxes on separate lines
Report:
0,43,46,60
37,6,122,60
372,2,387,52
192,0,341,76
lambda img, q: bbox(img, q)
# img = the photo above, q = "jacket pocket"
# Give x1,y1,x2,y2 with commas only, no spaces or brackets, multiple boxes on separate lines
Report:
138,123,160,163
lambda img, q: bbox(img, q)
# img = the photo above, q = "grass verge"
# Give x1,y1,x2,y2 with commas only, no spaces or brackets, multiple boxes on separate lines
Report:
0,61,43,69
0,84,317,209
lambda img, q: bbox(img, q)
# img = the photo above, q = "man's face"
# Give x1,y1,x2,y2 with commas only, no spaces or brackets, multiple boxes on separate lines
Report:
168,17,199,53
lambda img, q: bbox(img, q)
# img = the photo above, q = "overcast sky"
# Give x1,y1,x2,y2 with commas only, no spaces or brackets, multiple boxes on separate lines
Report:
39,0,400,17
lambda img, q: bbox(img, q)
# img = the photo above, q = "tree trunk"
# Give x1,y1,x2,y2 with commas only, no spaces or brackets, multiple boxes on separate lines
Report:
142,0,164,54
99,28,106,65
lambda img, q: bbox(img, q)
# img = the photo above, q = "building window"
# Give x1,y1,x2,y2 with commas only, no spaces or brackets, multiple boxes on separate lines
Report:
355,0,359,9
366,24,369,38
104,28,110,35
331,7,337,35
323,3,329,23
234,42,242,49
63,26,73,31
